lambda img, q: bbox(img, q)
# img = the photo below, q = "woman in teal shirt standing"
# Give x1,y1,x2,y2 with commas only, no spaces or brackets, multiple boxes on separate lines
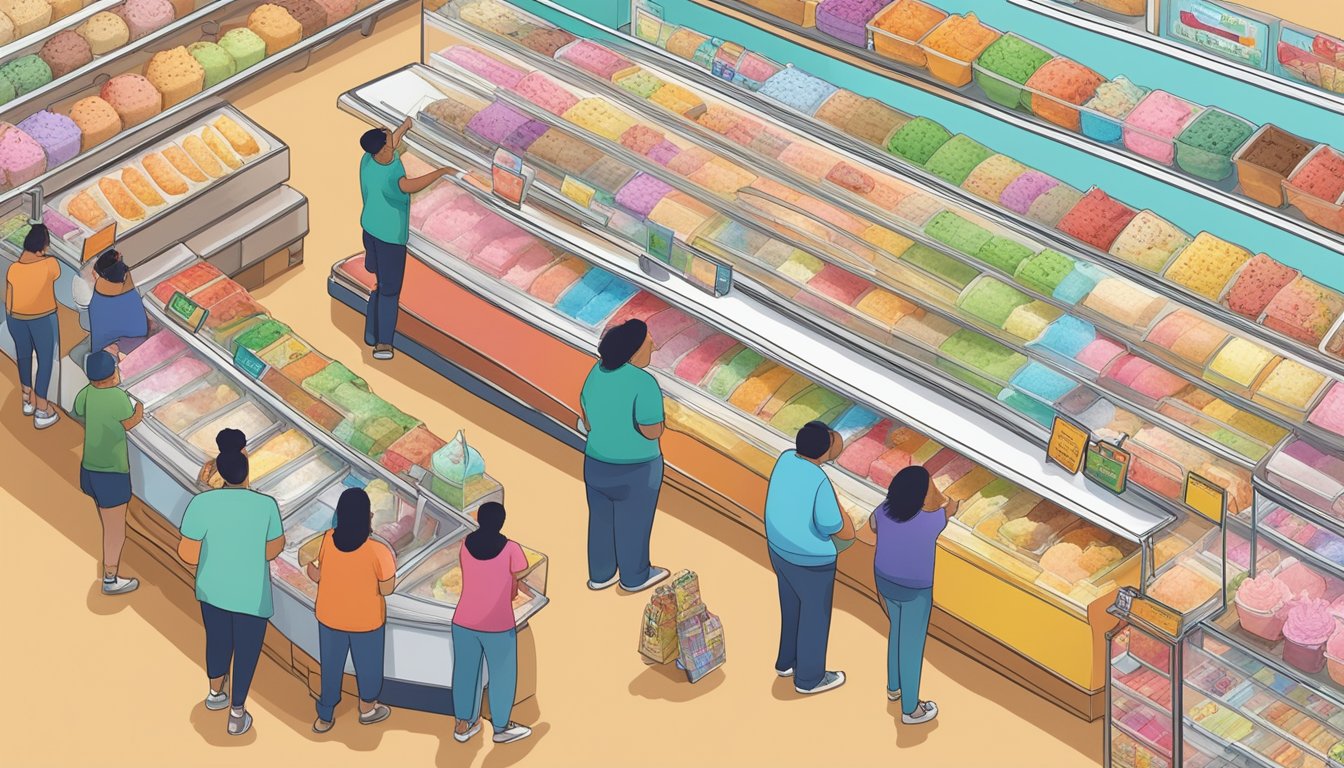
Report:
579,319,669,593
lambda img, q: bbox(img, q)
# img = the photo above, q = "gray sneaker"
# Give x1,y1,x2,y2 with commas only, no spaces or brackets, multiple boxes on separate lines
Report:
796,671,846,695
359,703,391,725
205,691,229,711
620,566,669,593
34,409,60,429
102,577,139,595
493,722,532,744
227,709,253,736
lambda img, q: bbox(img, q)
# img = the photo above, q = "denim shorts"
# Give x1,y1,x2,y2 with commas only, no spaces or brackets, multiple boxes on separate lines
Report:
80,466,132,508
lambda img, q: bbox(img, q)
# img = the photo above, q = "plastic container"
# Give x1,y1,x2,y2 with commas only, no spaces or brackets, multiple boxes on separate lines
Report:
1233,583,1288,642
1284,145,1344,235
1123,90,1202,166
815,0,887,48
1276,21,1344,96
972,33,1053,110
1232,124,1315,208
1327,649,1344,687
737,0,820,28
1173,107,1257,182
867,0,946,67
1079,76,1148,145
918,13,1000,87
1022,57,1105,131
1204,337,1279,394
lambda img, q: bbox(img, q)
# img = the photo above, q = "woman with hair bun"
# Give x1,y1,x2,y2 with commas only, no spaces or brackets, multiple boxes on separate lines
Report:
198,428,247,488
5,224,61,428
578,319,668,594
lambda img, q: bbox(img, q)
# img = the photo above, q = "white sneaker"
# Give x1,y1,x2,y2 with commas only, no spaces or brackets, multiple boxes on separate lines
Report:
620,566,669,593
22,397,34,416
205,690,229,711
34,409,60,429
453,720,481,743
102,576,139,595
902,701,938,724
586,574,619,591
776,667,794,678
493,722,532,743
796,671,845,695
888,689,901,702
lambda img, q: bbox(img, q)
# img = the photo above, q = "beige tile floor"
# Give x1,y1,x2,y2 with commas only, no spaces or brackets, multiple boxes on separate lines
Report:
0,7,1102,765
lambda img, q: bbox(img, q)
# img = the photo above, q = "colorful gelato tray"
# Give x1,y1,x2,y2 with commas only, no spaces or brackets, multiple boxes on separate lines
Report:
148,376,243,435
1233,124,1316,208
1107,209,1191,273
1155,400,1273,463
972,33,1053,110
1308,382,1344,438
1264,438,1344,519
1260,275,1344,346
866,0,946,68
1250,358,1330,419
1221,253,1299,320
1122,90,1202,166
918,13,999,87
1162,232,1252,301
1173,107,1256,182
1079,76,1147,145
1284,145,1344,235
183,399,282,460
815,0,885,48
1203,337,1279,394
1277,21,1344,97
1021,57,1104,132
1143,309,1231,370
256,450,344,510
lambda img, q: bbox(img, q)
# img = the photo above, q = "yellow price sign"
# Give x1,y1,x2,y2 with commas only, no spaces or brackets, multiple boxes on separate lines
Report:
1047,416,1088,475
1129,595,1183,637
560,175,595,209
1184,471,1226,525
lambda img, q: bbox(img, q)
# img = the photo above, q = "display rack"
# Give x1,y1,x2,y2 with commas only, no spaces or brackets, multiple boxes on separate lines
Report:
0,0,131,67
665,0,1344,259
1007,0,1344,117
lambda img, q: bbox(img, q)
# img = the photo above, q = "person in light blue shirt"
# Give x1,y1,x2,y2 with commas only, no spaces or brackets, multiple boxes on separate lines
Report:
358,121,456,361
764,421,854,695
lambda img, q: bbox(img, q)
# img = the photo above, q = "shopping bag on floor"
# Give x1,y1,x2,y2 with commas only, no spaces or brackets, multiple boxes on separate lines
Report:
638,583,679,664
676,606,726,684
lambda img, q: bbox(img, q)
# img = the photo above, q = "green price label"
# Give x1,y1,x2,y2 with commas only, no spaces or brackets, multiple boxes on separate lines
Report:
646,222,674,263
232,345,268,380
1084,441,1130,495
167,291,207,333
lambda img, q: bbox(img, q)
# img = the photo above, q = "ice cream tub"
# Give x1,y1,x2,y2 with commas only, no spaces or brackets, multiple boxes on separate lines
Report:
1120,431,1188,501
1233,124,1315,208
918,13,999,87
1283,597,1335,674
1122,90,1202,166
972,33,1053,110
1203,337,1279,395
1234,572,1291,641
1260,275,1344,346
1020,57,1104,132
1277,20,1344,96
1173,107,1256,182
866,0,945,68
1284,144,1344,235
1079,76,1147,145
737,0,819,28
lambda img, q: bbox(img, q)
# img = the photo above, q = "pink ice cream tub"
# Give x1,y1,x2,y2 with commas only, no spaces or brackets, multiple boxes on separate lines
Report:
441,46,525,89
1282,596,1335,674
1284,145,1344,235
1277,559,1327,600
511,72,578,116
1234,572,1291,641
1122,90,1201,166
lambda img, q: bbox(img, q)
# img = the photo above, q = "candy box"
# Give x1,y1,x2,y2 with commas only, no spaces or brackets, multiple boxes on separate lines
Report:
972,33,1053,110
1232,124,1315,208
867,0,946,68
1022,57,1104,131
1285,145,1344,235
1079,76,1147,144
918,13,999,87
1123,90,1201,166
1173,107,1256,181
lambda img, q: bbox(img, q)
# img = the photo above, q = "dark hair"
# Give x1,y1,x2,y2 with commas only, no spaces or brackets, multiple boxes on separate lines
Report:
332,488,373,553
360,128,389,155
464,501,508,560
214,428,246,455
884,465,931,523
598,319,647,371
217,451,249,486
795,420,833,460
94,250,128,282
23,224,49,254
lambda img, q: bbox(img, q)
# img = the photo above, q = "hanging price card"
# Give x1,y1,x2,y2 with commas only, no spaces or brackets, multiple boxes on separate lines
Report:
1046,415,1088,475
166,291,208,333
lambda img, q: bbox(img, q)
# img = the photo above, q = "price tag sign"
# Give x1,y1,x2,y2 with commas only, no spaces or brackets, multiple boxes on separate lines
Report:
560,175,596,209
1184,471,1226,524
1046,415,1088,475
490,148,533,208
82,223,116,262
166,291,208,333
232,345,268,380
645,221,674,263
632,1,664,43
1084,440,1130,495
1130,594,1183,637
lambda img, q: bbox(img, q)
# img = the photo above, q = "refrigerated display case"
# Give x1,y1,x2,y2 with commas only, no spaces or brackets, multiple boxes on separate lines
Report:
81,251,546,715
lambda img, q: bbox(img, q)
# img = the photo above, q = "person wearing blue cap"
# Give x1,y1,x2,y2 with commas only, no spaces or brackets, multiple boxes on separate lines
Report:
72,350,143,596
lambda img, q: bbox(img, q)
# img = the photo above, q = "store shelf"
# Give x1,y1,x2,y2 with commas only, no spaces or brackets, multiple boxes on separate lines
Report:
340,72,1174,544
0,0,125,65
670,0,1344,260
0,0,414,210
521,0,1344,380
428,11,1344,464
1007,0,1344,117
1205,610,1344,713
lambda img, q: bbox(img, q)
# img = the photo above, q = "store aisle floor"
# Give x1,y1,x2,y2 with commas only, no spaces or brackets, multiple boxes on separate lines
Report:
0,7,1101,765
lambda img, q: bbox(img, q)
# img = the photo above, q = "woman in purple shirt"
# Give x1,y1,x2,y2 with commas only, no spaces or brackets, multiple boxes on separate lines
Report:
869,465,957,725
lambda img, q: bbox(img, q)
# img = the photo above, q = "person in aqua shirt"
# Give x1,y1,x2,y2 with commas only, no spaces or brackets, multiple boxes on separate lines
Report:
579,319,669,594
72,350,143,596
178,446,285,738
358,120,457,361
764,421,855,696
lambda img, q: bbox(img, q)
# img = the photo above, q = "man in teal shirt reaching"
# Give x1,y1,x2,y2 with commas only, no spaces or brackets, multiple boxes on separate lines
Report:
358,120,457,360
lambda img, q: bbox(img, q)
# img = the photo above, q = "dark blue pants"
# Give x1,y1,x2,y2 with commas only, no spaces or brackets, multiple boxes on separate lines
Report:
363,231,407,347
200,601,267,708
584,456,662,588
7,312,58,399
769,549,836,691
317,623,386,722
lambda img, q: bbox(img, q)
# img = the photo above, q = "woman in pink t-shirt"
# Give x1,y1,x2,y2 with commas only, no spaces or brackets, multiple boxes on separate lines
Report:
451,502,533,745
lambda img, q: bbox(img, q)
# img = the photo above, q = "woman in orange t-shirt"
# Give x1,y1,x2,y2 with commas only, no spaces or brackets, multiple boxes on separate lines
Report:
306,488,396,733
5,225,61,428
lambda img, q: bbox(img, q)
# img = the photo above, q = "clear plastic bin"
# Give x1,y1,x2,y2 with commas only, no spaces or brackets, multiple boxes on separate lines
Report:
1284,145,1344,235
918,14,1000,87
1021,57,1105,131
1122,90,1203,166
1276,21,1344,96
867,0,945,68
1232,124,1316,208
971,33,1053,110
1173,107,1257,181
1079,78,1148,145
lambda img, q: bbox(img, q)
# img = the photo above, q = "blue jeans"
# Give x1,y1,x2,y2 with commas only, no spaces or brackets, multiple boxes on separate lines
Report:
451,625,517,731
876,575,933,715
584,456,663,588
769,548,836,691
7,312,58,400
200,601,268,708
363,231,406,347
316,623,386,722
